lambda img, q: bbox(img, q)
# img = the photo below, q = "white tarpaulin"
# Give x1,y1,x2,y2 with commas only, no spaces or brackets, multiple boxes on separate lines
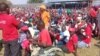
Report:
48,0,81,2
92,0,100,6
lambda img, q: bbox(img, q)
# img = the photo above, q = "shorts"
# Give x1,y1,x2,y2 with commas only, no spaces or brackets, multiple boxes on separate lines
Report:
78,41,88,48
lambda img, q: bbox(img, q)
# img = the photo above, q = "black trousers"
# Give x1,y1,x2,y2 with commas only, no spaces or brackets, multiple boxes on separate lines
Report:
89,16,97,25
4,39,21,56
0,40,3,51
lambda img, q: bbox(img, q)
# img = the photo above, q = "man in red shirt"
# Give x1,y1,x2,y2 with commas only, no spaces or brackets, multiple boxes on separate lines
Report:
0,3,21,56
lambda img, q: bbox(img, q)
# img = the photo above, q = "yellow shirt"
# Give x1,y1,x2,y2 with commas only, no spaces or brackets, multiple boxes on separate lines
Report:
41,11,50,27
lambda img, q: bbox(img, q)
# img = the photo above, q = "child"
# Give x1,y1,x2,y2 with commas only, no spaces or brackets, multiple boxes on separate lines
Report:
37,20,52,48
65,28,78,56
78,20,92,48
57,24,70,46
18,26,30,56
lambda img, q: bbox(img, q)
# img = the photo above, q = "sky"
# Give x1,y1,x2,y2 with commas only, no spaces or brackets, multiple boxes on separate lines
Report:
9,0,28,5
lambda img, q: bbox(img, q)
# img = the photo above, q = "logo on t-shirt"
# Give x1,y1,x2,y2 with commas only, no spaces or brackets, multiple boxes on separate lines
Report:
0,20,6,24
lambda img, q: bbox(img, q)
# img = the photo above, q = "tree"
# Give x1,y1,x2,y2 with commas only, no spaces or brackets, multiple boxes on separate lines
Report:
0,0,12,5
28,0,44,3
0,0,7,2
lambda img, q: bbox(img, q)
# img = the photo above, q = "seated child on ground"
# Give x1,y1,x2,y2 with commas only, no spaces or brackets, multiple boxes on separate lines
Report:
78,21,92,48
65,28,78,56
37,20,52,48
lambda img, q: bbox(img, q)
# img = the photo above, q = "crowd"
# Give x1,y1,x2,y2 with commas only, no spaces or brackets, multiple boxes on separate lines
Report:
0,2,100,56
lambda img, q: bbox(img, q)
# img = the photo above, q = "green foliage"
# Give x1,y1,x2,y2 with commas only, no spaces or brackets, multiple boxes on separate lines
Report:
28,0,44,3
0,0,7,2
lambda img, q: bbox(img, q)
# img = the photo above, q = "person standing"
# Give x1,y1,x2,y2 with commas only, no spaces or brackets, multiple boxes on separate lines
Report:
39,5,50,29
0,3,21,56
96,8,100,39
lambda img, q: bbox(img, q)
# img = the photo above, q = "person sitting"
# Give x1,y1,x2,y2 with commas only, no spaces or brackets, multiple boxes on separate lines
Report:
65,28,78,56
78,20,92,48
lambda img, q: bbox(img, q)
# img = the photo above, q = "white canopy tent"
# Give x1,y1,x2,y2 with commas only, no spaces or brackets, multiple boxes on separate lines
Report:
92,0,100,6
47,0,81,3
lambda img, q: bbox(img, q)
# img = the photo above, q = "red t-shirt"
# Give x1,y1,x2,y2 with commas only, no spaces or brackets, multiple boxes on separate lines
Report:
56,34,60,41
89,8,97,18
38,29,52,46
0,13,20,41
66,34,78,53
83,24,92,44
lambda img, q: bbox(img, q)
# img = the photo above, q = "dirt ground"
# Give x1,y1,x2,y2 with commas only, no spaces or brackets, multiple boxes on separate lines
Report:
65,38,100,56
0,38,99,56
